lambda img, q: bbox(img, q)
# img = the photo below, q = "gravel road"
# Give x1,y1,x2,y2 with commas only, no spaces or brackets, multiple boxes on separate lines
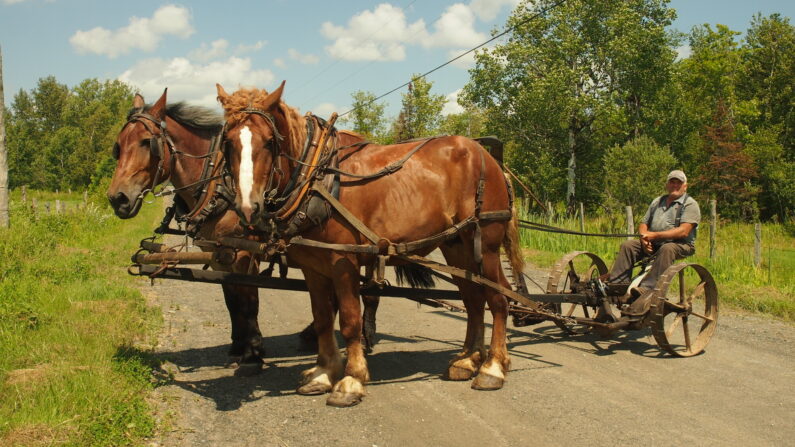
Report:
141,251,794,447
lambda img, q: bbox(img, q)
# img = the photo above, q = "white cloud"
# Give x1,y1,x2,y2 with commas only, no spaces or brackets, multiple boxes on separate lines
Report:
3,0,31,4
188,39,229,62
320,1,508,62
675,44,692,60
70,5,194,58
321,3,428,61
311,102,339,119
288,48,320,65
468,0,521,21
273,58,287,69
118,56,275,108
442,89,465,115
235,40,267,55
425,3,486,48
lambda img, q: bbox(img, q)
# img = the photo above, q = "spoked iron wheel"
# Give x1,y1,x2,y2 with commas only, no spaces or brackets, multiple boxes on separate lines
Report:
546,251,609,334
649,263,718,357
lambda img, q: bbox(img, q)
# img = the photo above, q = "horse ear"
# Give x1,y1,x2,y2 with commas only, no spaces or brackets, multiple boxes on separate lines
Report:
216,84,230,107
133,93,145,109
257,80,286,111
149,88,168,119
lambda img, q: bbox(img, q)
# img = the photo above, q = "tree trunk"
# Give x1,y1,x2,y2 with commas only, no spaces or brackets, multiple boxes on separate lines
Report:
0,45,10,228
566,115,577,214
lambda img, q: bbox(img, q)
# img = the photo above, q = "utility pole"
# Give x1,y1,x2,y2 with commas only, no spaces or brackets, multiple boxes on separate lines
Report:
0,45,10,228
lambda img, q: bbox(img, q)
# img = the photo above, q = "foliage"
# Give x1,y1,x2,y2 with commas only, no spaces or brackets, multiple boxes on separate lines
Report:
342,90,386,141
437,107,487,138
6,77,134,190
603,136,678,211
389,76,446,141
695,101,758,220
0,191,162,446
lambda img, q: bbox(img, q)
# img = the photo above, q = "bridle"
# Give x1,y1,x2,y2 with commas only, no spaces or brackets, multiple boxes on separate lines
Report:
115,110,178,205
224,107,286,223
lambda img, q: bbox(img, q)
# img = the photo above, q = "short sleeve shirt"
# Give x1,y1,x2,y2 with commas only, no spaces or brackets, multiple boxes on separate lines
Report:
641,194,701,246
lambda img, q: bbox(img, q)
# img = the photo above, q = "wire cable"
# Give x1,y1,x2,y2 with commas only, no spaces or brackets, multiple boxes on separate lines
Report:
338,0,569,117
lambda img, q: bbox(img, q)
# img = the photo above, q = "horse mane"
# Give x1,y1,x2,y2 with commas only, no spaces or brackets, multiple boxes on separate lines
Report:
127,102,224,133
219,88,306,158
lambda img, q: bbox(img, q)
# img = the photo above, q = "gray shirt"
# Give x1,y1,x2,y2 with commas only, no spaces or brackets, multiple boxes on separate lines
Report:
641,194,701,246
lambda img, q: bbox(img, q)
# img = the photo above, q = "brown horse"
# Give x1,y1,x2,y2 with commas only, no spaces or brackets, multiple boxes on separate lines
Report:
107,89,280,367
216,81,525,407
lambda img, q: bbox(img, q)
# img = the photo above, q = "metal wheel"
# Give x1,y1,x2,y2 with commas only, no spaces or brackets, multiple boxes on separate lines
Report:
649,263,718,357
546,251,609,334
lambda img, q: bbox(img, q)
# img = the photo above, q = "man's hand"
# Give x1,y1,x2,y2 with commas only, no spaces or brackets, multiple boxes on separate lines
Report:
640,234,654,254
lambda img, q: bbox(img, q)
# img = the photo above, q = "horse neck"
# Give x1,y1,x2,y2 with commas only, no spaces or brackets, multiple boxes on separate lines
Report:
164,116,214,209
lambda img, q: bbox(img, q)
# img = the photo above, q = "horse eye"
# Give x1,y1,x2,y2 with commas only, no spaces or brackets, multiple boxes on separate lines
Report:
140,138,151,147
112,143,120,159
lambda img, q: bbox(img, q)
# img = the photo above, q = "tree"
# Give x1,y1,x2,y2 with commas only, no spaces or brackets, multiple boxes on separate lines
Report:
739,14,795,155
463,0,677,212
603,136,678,211
6,77,133,190
0,45,9,228
438,107,487,138
389,76,446,141
343,90,386,140
696,101,758,220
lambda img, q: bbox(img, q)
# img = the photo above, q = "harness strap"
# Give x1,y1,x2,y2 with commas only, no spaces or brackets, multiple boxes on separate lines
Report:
324,138,437,180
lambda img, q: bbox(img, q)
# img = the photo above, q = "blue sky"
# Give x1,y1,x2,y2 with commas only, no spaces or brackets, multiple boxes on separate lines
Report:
1,0,793,119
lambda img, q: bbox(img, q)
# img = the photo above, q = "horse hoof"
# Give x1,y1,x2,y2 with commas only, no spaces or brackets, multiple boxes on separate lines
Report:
471,373,504,391
297,382,332,396
226,356,243,369
445,365,475,381
326,391,363,407
326,376,365,407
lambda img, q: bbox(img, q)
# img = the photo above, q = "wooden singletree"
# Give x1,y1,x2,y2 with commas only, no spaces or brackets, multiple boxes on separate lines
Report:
0,45,9,228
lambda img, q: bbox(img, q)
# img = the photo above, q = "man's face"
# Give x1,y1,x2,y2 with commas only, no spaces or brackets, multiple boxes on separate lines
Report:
666,178,686,198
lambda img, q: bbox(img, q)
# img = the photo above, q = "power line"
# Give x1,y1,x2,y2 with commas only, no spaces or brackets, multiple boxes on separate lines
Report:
338,0,569,118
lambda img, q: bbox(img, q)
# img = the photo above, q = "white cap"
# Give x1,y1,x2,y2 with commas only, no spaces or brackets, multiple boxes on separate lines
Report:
667,169,687,183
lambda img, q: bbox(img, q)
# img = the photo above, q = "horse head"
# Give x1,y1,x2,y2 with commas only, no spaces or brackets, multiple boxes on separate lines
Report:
107,88,171,218
216,81,295,226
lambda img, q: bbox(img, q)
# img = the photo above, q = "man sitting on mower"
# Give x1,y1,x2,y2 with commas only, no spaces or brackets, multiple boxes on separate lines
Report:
604,170,701,320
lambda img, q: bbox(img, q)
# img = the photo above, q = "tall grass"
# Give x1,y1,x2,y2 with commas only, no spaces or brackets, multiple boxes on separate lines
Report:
518,205,795,321
0,190,163,446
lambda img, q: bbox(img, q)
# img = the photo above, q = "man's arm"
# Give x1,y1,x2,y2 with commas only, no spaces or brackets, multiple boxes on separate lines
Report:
642,222,695,242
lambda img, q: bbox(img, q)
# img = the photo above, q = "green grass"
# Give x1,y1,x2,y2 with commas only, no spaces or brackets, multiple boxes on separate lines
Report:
0,190,164,446
518,206,795,321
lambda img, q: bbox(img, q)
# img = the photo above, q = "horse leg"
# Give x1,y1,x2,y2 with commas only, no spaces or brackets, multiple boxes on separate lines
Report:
441,241,487,381
220,250,265,367
221,283,265,366
327,255,369,407
297,269,344,396
471,231,511,391
362,294,380,354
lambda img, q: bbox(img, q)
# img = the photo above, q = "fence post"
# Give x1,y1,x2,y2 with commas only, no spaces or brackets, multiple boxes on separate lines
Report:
83,190,88,205
21,185,26,203
754,223,762,268
55,199,61,214
579,202,585,233
546,201,554,224
31,197,37,217
44,202,50,214
625,206,634,239
709,199,717,260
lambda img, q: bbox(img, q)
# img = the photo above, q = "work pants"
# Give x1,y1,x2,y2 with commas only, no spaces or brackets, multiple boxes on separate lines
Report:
607,240,694,289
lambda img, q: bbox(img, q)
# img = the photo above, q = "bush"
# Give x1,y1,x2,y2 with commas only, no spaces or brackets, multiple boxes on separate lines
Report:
602,136,678,210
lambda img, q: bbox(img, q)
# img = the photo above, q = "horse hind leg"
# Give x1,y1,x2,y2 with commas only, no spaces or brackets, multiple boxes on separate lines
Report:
440,240,487,381
471,245,511,391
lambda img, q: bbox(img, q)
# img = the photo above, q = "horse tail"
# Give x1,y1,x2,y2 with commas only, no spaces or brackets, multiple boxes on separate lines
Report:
502,175,525,279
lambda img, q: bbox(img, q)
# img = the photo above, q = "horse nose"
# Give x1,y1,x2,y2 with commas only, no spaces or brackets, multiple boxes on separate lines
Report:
108,191,130,209
240,202,259,226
